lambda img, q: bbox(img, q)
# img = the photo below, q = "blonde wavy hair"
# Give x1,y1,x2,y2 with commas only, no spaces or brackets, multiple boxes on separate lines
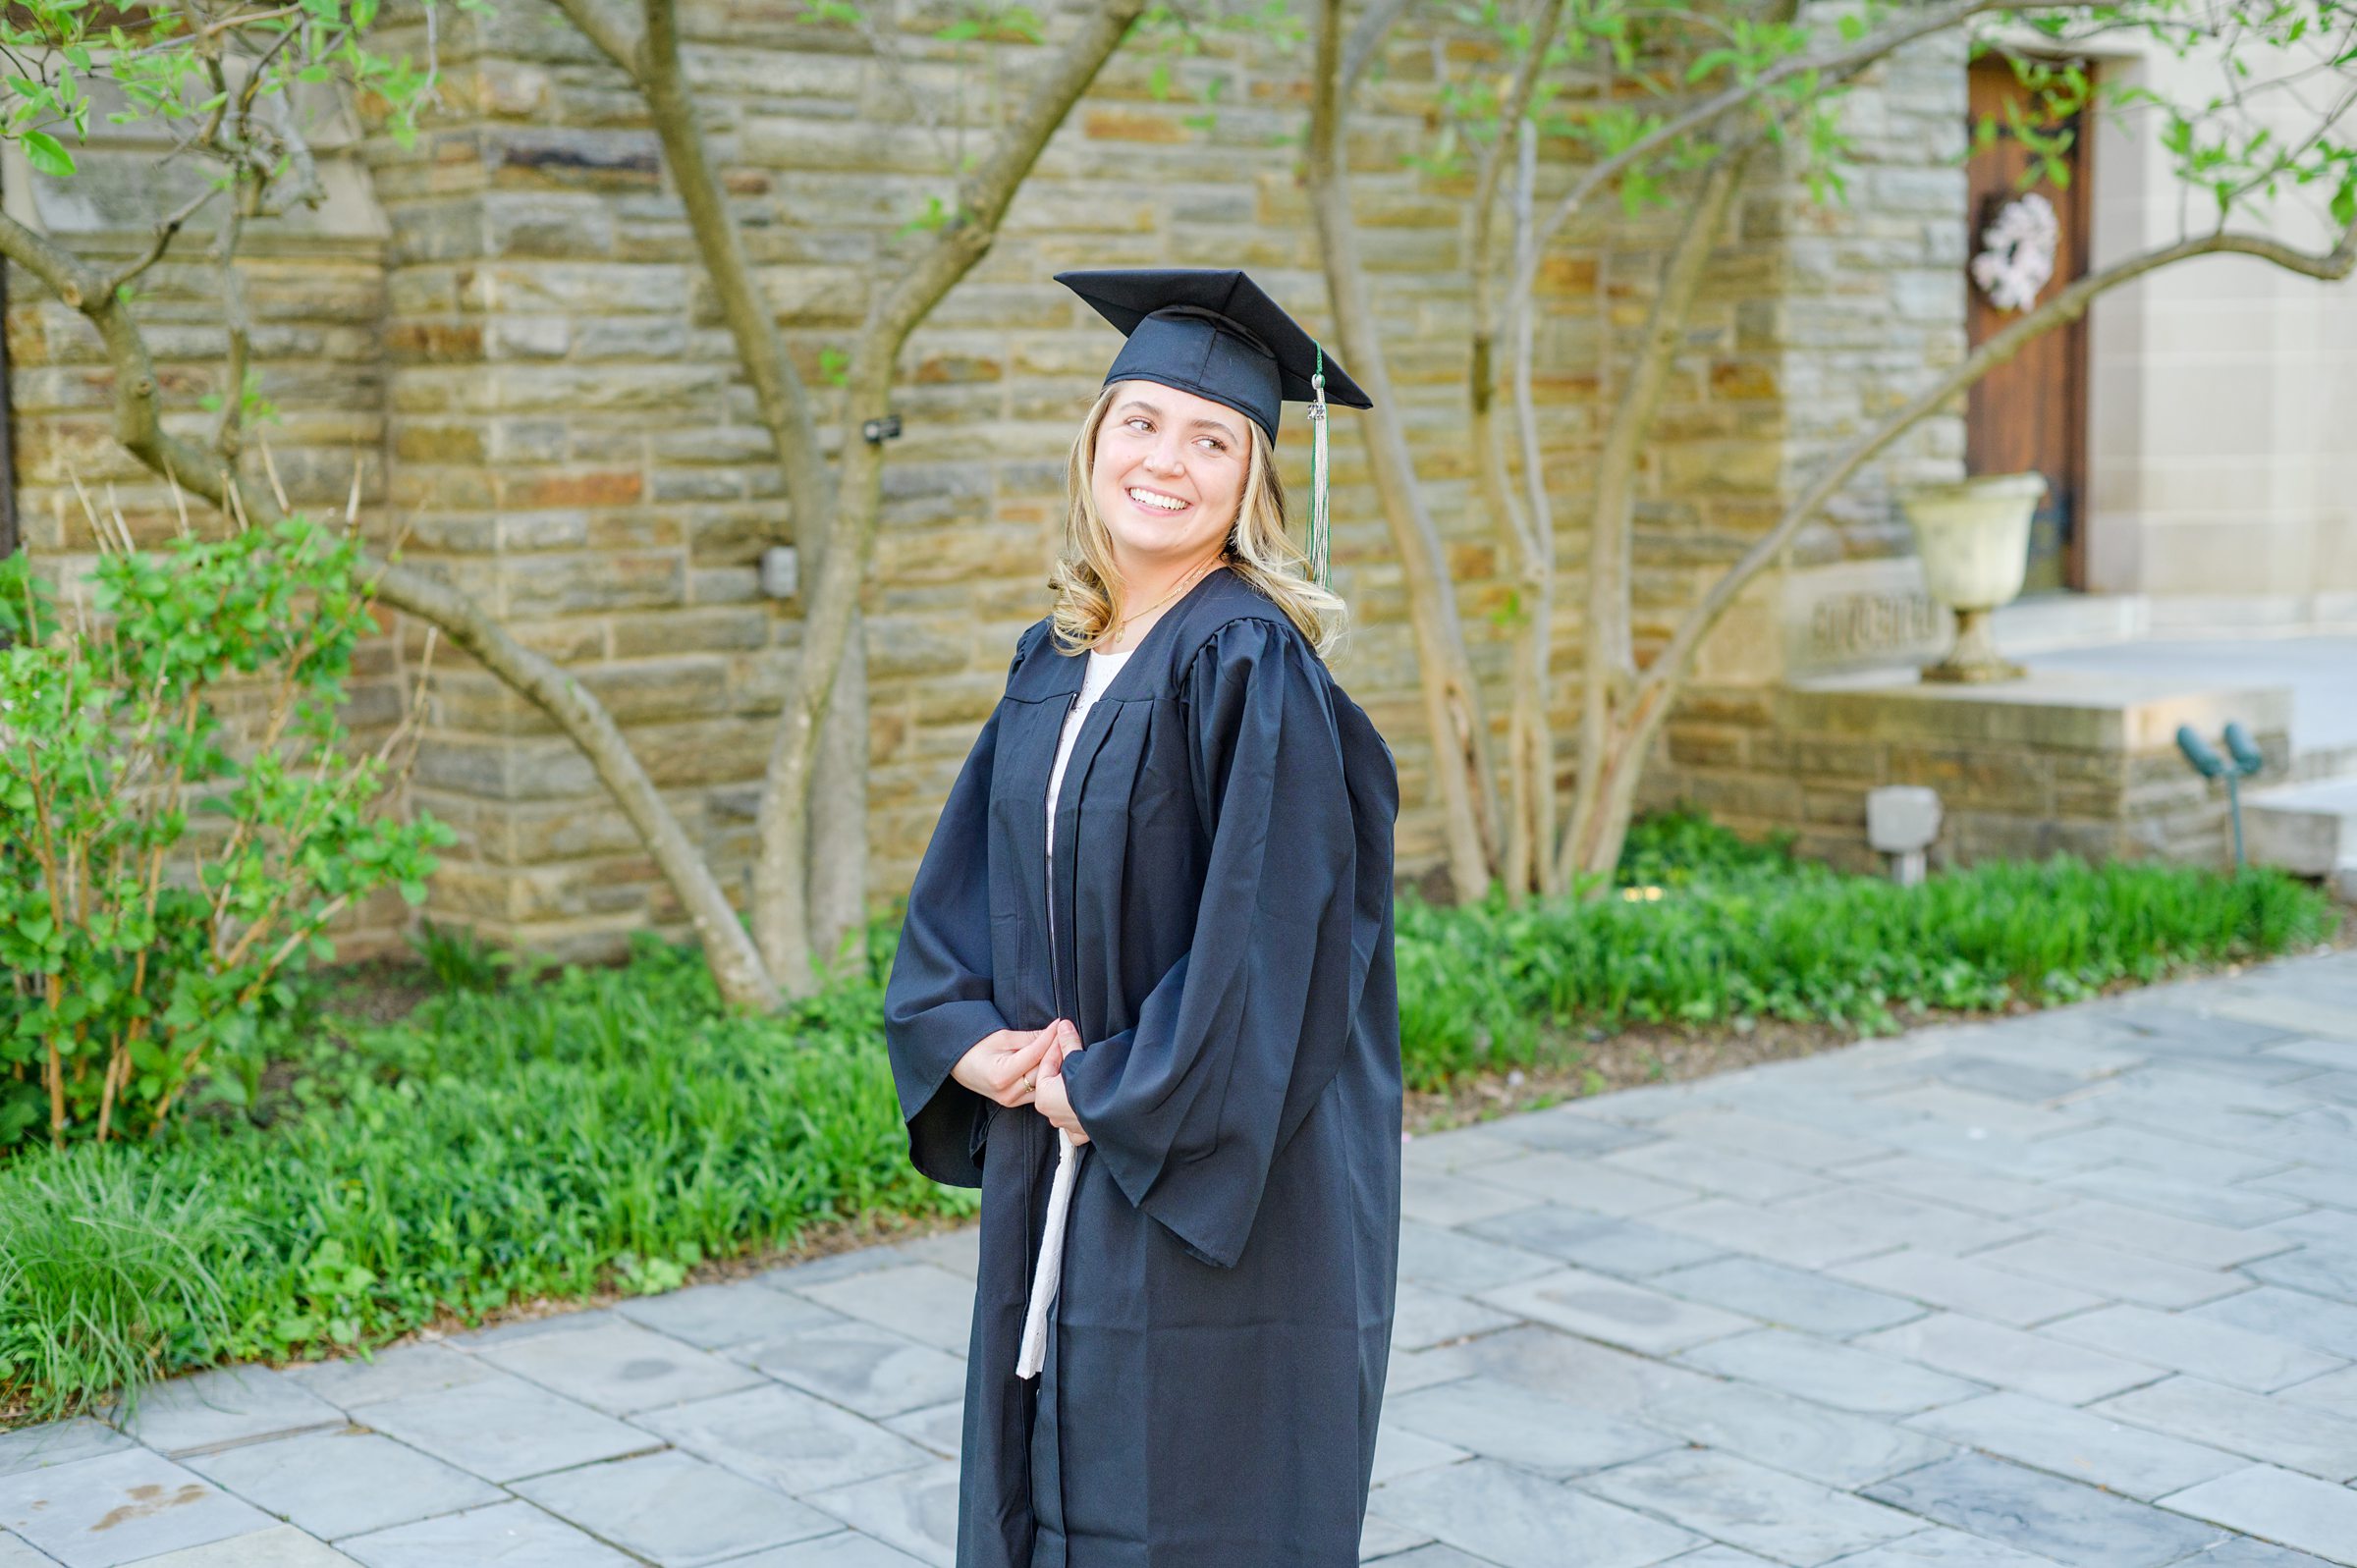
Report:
1048,382,1347,660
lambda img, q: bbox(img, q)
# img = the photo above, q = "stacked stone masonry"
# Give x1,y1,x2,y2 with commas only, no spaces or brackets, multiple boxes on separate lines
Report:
4,3,1975,955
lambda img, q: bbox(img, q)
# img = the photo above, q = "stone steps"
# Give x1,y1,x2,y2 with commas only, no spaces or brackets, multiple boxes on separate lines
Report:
2245,775,2357,896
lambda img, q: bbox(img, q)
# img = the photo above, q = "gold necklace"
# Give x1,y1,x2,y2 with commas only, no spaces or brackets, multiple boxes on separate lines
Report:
1109,558,1220,647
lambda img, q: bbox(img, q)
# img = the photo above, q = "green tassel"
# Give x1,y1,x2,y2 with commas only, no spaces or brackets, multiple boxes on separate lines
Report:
1308,345,1331,590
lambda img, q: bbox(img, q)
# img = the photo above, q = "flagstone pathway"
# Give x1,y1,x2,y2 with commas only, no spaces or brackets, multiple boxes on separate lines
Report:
6,949,2357,1567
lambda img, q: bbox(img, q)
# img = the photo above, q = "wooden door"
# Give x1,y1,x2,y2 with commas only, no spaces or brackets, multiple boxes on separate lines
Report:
1965,56,2092,593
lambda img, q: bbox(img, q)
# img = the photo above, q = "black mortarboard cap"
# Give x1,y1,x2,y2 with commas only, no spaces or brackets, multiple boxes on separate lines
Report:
1054,267,1372,443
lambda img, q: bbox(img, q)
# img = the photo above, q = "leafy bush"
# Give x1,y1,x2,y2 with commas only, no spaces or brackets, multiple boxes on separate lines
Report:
0,1150,237,1425
1396,853,2336,1088
0,821,2334,1420
0,939,963,1420
0,517,451,1151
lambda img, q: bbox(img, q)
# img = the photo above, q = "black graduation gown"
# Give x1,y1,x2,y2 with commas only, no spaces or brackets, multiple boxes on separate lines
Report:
883,567,1402,1568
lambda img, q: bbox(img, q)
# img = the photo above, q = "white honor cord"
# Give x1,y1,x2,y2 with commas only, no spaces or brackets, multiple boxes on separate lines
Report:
1015,1127,1083,1379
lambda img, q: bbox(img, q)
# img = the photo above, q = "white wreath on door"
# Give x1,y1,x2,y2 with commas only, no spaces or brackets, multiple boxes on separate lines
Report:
1970,190,2059,312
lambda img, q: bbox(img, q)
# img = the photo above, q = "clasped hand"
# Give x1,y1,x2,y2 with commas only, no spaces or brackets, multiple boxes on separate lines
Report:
952,1019,1091,1146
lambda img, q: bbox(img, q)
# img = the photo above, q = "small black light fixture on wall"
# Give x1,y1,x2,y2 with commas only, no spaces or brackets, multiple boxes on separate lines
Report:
2176,721,2268,868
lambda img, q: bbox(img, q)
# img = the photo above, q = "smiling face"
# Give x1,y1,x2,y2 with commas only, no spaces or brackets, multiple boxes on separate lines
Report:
1088,379,1251,581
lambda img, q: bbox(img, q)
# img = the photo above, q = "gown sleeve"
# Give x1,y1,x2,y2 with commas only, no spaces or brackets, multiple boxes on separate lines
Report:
1058,616,1362,1268
882,632,1029,1189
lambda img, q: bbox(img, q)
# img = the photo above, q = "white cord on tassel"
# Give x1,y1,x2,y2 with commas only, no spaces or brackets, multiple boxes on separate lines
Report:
1308,346,1331,590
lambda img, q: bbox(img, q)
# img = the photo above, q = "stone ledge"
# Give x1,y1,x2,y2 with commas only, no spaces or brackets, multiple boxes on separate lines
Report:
1783,669,2293,754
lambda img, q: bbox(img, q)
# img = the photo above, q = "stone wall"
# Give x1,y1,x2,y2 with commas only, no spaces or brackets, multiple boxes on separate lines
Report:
3,2,1979,955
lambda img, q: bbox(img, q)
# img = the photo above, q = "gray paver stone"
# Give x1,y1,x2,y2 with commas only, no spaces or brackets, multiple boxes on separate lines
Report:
1389,1281,1520,1350
354,1372,660,1483
1770,1186,2030,1256
0,1450,270,1568
1485,1109,1656,1158
1399,1127,1526,1171
1638,1379,1954,1490
721,1533,930,1568
2174,1535,2343,1567
1394,1220,1558,1292
2278,1365,2357,1413
881,1399,963,1461
0,1422,130,1481
1829,1250,2105,1327
1409,1325,1722,1414
1900,1390,2247,1499
185,1429,501,1541
285,1343,496,1411
2051,1123,2288,1183
339,1500,635,1567
1862,1453,2224,1568
515,1449,842,1566
742,1321,968,1420
755,1246,913,1290
1577,1447,1921,1565
634,1384,931,1496
1464,1154,1701,1217
122,1525,361,1566
1650,1108,1891,1169
1651,1255,1924,1335
445,1308,621,1351
2197,1285,2357,1362
1855,1312,2165,1404
1370,1424,1469,1485
1599,1139,1832,1202
115,1367,345,1458
2047,1303,2345,1391
1369,1459,1701,1568
1476,1266,1756,1356
2246,1247,2357,1306
1353,1547,1505,1568
2037,1199,2297,1270
2160,1464,2357,1566
1800,1150,2064,1225
804,1457,960,1568
1462,1206,1725,1278
896,1227,981,1281
2056,1165,2308,1228
1821,1526,2102,1568
2094,1376,2357,1481
1645,1199,1889,1270
1680,1328,1988,1416
792,1265,977,1357
1386,1377,1677,1478
1976,1233,2248,1309
0,1536,51,1568
1934,1054,2092,1103
475,1319,768,1415
615,1280,847,1350
1398,1169,1541,1228
1357,1513,1436,1561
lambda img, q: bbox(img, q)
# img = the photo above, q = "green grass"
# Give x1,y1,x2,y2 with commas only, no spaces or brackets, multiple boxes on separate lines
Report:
0,822,2337,1422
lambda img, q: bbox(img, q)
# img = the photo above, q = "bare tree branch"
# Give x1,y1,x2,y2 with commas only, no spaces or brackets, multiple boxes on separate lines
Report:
0,205,778,1008
1599,221,2357,859
1310,0,1501,899
1342,0,1414,100
751,0,1150,990
1506,0,2110,330
548,0,644,79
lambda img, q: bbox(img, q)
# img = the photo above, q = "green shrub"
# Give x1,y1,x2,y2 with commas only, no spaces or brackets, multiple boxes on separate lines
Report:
0,519,451,1151
0,821,2334,1422
1396,853,2336,1088
0,1150,237,1425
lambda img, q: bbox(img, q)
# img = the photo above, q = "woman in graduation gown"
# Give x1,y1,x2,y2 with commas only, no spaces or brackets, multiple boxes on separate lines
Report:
884,268,1403,1568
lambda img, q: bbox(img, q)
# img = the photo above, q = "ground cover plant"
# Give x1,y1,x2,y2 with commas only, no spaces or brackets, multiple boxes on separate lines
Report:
0,819,2336,1422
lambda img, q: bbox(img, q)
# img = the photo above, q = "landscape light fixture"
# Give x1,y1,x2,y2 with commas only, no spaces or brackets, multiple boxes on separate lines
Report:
2175,721,2266,868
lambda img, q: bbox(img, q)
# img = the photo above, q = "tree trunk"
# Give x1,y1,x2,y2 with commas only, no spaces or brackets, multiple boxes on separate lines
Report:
1307,0,1499,903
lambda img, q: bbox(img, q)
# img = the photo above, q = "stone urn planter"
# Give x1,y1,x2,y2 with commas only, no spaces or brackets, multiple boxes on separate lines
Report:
1900,471,2049,683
